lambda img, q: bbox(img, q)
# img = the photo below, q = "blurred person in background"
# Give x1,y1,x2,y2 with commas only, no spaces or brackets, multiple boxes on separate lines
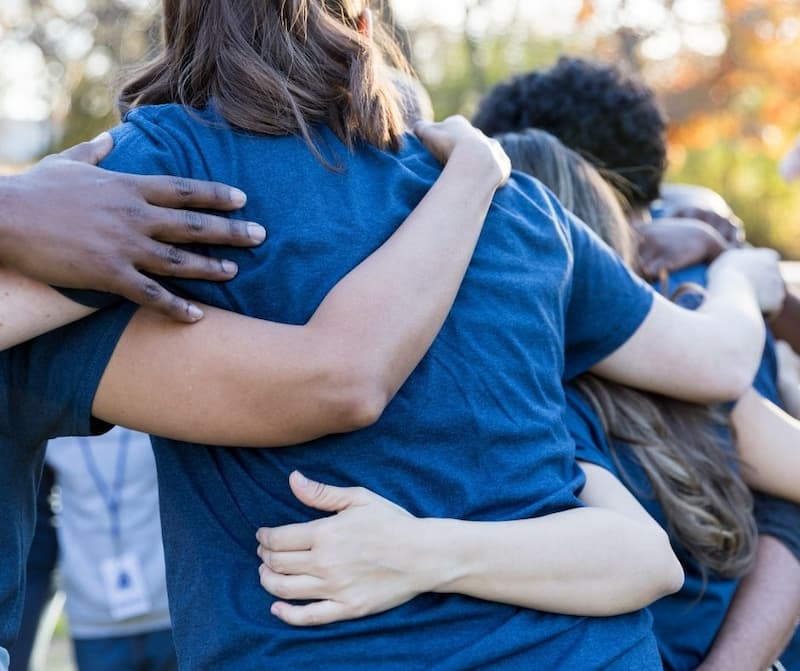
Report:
473,56,800,669
45,428,176,671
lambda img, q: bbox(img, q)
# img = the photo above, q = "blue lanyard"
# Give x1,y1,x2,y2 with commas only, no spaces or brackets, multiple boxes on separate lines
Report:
78,431,131,550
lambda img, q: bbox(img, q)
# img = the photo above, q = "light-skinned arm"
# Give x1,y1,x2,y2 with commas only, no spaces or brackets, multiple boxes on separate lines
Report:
729,389,800,503
255,466,683,627
592,248,781,403
4,118,509,446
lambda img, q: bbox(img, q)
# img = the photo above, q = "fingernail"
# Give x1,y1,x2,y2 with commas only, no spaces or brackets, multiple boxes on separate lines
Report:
294,471,309,488
247,223,267,243
230,188,247,208
221,260,238,275
187,305,204,321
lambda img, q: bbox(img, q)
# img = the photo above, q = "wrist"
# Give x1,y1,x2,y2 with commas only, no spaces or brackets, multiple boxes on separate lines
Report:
449,142,506,192
420,518,472,595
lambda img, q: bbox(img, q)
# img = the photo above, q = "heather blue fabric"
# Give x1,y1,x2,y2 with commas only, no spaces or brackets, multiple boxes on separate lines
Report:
0,304,137,658
569,263,800,670
567,385,738,671
77,103,661,670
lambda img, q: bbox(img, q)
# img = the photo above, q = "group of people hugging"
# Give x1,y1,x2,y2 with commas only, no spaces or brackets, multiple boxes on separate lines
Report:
3,1,800,669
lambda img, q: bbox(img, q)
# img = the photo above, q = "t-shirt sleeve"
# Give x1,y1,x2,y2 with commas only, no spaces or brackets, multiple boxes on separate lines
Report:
753,492,800,562
4,302,137,441
57,110,186,309
563,211,654,380
565,385,616,472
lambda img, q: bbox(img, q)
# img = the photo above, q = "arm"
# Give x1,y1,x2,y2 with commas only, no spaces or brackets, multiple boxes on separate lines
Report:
0,267,93,351
255,467,683,627
635,218,728,280
729,388,800,503
91,118,510,445
697,536,800,671
592,249,781,403
0,133,265,323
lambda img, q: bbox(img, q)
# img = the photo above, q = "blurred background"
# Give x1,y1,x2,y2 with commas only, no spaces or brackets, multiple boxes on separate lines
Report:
1,1,800,668
1,0,799,254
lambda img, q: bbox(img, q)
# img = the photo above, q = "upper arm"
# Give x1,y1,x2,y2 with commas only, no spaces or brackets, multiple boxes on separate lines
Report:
93,304,363,447
591,293,748,403
0,266,93,351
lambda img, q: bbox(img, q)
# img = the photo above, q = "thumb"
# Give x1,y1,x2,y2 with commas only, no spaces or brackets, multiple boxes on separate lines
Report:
58,132,114,165
289,471,366,513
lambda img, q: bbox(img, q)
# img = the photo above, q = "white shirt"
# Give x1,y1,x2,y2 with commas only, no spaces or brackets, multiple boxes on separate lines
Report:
46,428,171,638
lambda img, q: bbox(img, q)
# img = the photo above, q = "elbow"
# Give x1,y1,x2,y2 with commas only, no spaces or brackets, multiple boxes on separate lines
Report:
332,367,392,431
715,341,763,402
641,526,684,603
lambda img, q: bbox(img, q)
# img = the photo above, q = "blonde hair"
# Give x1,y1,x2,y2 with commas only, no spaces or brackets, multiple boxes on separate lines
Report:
497,128,757,578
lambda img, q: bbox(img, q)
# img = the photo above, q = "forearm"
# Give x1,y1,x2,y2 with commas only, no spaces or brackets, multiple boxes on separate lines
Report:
699,536,800,671
423,508,682,616
770,288,800,353
0,265,93,351
731,389,800,503
306,145,501,406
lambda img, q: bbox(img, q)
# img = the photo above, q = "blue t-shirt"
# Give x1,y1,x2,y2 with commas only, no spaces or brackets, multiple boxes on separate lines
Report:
85,103,658,670
0,305,136,654
566,386,738,671
566,263,796,671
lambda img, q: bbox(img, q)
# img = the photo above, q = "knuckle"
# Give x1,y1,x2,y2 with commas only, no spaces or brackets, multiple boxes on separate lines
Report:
184,210,206,234
140,280,163,303
163,245,185,266
172,176,194,199
120,203,147,223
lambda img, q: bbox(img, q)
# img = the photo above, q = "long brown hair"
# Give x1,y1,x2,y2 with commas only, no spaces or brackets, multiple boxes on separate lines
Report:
497,129,757,578
119,0,408,154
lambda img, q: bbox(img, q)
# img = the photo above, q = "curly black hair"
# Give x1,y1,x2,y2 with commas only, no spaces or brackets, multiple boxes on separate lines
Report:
473,57,668,208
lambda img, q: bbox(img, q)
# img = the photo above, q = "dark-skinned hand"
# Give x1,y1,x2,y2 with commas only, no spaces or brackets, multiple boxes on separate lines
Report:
636,218,729,280
0,133,266,322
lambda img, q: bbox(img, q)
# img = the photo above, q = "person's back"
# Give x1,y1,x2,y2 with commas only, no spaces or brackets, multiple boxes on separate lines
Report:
98,102,659,670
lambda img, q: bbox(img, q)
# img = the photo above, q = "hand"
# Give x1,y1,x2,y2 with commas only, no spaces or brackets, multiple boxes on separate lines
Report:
709,248,786,316
0,133,267,322
256,471,430,626
415,116,511,188
660,205,745,247
636,218,729,279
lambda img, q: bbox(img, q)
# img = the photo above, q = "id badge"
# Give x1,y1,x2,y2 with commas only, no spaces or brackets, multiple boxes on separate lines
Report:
100,553,151,621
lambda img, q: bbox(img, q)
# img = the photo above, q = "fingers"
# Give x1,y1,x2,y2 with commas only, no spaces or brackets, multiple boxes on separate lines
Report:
257,547,315,576
256,523,315,552
137,241,239,281
259,565,324,601
116,270,204,323
58,132,114,165
289,470,365,512
135,175,247,212
145,206,266,247
270,600,348,627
